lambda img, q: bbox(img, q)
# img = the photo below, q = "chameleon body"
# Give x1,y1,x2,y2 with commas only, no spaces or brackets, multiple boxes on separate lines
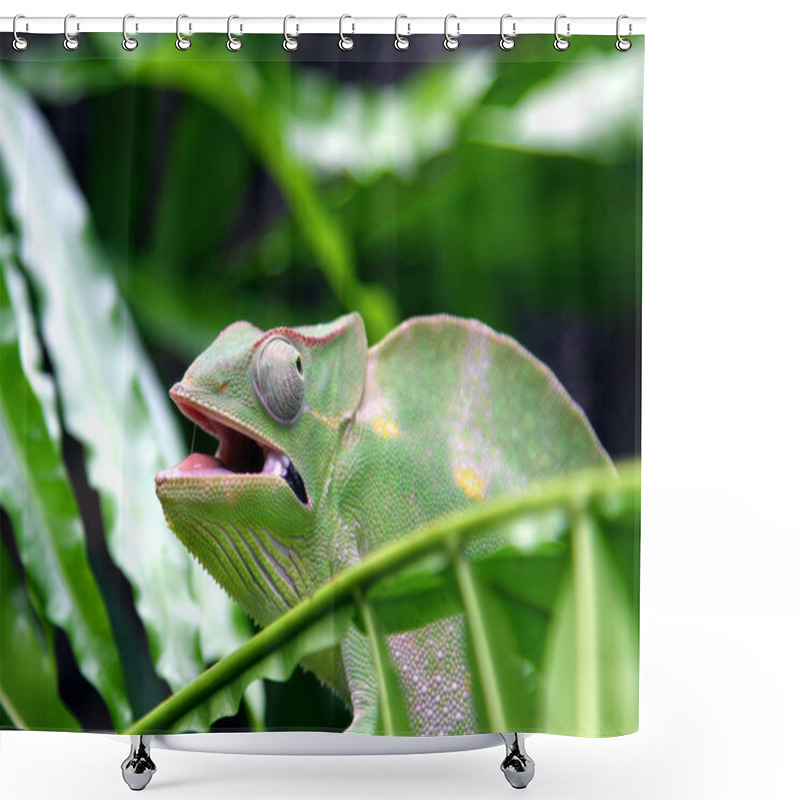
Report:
156,313,610,734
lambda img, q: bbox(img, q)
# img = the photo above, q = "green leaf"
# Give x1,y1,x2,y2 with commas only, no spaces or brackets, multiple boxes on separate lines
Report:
133,603,355,733
0,68,248,703
4,41,399,341
0,257,130,729
104,42,398,341
470,57,644,163
540,509,639,735
0,536,80,730
127,463,639,736
362,553,461,636
149,99,250,270
282,59,496,180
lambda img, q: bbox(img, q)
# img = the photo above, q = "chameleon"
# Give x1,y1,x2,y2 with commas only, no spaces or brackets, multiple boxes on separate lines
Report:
155,313,610,735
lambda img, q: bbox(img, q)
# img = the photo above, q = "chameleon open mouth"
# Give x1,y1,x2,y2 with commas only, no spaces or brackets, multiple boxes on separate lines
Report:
156,389,309,506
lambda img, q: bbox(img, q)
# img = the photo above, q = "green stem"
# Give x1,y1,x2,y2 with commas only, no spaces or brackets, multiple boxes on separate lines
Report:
572,510,601,732
452,547,508,732
125,462,638,734
355,590,396,735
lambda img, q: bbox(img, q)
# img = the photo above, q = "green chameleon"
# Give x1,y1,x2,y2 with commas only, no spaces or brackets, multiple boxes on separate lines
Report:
155,313,610,735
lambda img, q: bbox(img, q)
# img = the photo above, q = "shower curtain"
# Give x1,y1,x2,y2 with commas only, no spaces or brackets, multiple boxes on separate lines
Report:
0,29,642,739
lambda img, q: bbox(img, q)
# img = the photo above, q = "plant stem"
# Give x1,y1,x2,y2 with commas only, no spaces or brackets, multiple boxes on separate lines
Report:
452,547,508,731
355,590,397,735
573,510,601,733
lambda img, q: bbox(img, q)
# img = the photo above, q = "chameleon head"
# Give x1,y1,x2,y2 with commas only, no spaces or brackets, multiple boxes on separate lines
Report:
155,313,367,625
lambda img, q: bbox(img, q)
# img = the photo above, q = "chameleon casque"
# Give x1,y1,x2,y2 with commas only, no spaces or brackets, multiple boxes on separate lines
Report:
155,313,610,735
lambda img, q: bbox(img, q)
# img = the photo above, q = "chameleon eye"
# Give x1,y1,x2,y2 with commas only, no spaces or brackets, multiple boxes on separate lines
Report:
254,336,305,424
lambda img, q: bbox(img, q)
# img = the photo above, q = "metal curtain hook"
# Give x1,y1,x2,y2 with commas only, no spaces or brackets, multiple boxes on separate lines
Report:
227,15,242,51
339,14,355,50
444,14,460,51
554,14,570,51
616,14,632,51
12,14,29,51
122,14,138,51
176,13,191,50
283,15,299,51
394,14,410,50
500,14,516,50
63,13,79,50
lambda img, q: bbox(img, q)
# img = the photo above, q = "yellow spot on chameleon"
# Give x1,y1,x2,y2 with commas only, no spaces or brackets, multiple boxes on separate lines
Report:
455,465,485,500
372,418,399,439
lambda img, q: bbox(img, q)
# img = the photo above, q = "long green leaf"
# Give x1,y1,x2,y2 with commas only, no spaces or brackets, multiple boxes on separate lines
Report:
540,509,639,735
149,99,250,270
0,257,130,728
0,69,248,700
127,463,639,735
133,603,355,734
0,536,80,730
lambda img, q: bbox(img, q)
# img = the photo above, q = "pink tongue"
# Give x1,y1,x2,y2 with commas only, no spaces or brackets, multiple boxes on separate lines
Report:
176,453,228,473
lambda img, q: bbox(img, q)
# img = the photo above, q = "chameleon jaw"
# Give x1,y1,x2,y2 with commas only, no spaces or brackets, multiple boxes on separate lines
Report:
157,389,309,505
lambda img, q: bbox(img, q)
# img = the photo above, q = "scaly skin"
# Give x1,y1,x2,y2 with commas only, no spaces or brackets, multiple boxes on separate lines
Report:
156,313,610,734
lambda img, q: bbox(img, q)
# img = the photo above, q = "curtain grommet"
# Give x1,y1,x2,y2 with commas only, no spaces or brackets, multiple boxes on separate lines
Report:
444,14,460,51
283,15,299,51
339,14,355,51
12,14,29,51
122,14,138,51
500,14,516,50
227,15,243,51
615,15,632,51
176,13,191,51
63,13,80,51
394,15,410,51
553,14,570,51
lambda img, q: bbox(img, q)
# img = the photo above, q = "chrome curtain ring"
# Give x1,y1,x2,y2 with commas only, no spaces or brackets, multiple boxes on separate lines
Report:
616,14,632,51
394,14,410,51
283,15,299,51
444,14,460,51
339,14,355,50
500,14,516,50
554,14,570,51
176,13,191,50
227,15,242,51
12,14,28,51
63,13,79,51
122,14,138,51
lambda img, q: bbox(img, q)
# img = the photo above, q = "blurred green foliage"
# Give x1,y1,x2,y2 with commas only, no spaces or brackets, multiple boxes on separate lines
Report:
0,35,641,733
4,34,641,351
